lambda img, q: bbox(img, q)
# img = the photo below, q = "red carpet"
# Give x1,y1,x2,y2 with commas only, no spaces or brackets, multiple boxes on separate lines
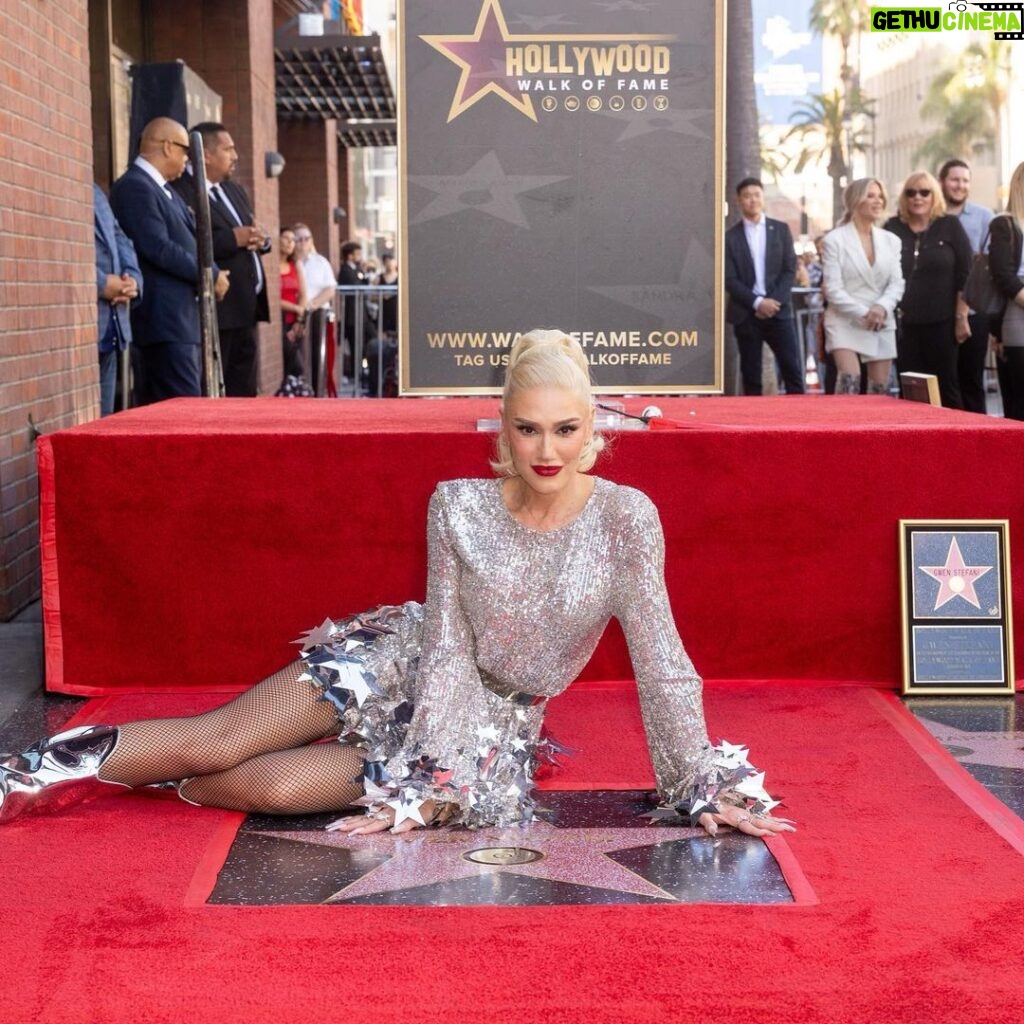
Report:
3,682,1023,1024
38,397,1024,694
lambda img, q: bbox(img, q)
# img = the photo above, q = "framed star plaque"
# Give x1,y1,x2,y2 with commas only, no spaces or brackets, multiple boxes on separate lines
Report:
900,520,1015,696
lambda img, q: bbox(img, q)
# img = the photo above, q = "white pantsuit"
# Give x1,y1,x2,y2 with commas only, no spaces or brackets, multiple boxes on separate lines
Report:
822,223,905,361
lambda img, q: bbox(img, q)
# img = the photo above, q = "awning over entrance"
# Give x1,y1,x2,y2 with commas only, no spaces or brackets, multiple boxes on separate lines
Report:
274,24,396,147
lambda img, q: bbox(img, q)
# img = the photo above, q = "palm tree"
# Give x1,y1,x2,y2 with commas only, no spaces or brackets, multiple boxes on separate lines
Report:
726,0,759,218
808,1,869,95
914,41,1011,176
760,135,788,185
724,0,759,393
913,89,992,168
786,88,874,225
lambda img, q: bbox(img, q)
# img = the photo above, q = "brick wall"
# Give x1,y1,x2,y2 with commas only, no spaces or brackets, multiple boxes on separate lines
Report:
279,118,341,269
0,0,96,620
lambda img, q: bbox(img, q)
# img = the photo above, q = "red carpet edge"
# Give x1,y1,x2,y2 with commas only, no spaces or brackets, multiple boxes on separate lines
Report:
866,689,1024,857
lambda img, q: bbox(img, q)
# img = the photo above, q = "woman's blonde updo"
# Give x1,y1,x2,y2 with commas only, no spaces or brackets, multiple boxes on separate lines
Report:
491,328,606,476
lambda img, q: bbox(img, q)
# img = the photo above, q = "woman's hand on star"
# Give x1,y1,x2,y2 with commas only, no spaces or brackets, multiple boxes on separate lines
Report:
326,800,436,836
698,804,796,838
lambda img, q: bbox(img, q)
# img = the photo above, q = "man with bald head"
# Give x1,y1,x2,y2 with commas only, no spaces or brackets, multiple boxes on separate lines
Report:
110,117,229,403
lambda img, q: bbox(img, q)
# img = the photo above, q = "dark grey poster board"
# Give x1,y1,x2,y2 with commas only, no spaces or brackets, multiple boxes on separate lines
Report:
398,0,725,394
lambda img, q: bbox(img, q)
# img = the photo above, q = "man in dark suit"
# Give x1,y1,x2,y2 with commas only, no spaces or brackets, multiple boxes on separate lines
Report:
93,183,142,416
724,177,805,395
173,122,271,396
337,240,375,381
110,117,229,404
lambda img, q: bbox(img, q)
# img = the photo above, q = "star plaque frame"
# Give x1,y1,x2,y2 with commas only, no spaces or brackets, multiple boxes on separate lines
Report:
899,520,1015,696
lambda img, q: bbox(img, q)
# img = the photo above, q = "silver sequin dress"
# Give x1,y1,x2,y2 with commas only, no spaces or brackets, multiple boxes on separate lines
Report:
302,477,720,827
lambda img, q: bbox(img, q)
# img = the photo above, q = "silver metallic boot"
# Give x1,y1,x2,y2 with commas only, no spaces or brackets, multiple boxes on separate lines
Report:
0,725,127,824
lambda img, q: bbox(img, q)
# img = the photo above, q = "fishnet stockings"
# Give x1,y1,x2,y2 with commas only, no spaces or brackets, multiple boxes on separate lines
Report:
97,661,364,813
178,743,365,815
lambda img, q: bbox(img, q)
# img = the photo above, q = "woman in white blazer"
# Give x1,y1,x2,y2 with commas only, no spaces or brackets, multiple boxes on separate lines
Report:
822,178,905,394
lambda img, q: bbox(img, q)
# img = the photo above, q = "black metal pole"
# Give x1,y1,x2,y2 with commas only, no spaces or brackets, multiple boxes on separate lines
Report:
189,130,225,398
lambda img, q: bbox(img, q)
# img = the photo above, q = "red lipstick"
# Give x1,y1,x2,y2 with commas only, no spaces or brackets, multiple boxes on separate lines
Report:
532,465,562,477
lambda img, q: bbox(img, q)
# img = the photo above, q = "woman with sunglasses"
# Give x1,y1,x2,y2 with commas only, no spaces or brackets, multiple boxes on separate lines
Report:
884,170,973,407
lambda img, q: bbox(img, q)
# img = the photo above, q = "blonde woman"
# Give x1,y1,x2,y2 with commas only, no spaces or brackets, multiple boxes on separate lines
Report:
990,161,1024,420
2,331,791,840
884,170,973,407
821,178,905,395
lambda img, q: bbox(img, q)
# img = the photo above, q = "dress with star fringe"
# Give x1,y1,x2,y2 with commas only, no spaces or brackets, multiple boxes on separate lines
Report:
297,478,776,828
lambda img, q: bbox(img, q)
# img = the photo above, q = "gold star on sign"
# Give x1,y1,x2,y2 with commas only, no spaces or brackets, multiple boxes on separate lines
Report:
420,0,537,123
420,0,676,125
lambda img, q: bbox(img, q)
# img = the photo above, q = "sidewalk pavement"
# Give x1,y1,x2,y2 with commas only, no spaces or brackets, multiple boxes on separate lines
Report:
0,601,43,724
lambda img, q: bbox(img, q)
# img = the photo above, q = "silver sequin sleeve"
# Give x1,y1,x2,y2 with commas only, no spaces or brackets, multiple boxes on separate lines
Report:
611,489,716,805
382,489,542,823
384,490,492,792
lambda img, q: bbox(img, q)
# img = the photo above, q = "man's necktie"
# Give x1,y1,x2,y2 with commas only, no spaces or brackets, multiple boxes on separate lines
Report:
210,185,235,221
211,185,264,294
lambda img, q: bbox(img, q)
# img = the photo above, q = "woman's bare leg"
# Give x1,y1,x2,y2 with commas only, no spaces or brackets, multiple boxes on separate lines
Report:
866,358,892,394
97,661,339,788
178,742,365,815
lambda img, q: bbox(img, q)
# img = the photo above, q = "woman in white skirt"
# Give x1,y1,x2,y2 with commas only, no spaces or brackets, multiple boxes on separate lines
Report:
821,179,905,395
990,162,1024,421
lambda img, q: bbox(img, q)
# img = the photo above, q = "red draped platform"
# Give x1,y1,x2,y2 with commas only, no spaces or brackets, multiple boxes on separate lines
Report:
37,396,1024,695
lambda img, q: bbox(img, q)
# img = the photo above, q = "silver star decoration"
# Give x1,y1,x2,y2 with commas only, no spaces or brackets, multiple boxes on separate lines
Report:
408,151,569,229
277,820,708,903
734,771,772,806
476,724,501,744
350,778,394,808
292,617,338,649
597,105,712,143
388,791,430,829
713,740,752,771
308,649,383,708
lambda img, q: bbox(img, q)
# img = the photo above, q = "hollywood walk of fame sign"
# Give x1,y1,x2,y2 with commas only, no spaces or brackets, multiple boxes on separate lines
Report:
900,521,1015,695
397,0,725,394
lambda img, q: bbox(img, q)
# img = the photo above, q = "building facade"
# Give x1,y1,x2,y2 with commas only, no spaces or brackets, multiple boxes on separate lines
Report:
0,0,394,620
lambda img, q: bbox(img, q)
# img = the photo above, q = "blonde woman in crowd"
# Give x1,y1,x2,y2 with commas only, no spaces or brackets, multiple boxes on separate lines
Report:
821,178,905,395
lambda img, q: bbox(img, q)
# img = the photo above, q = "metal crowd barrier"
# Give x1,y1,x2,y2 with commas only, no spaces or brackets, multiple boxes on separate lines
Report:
792,286,824,389
303,306,330,397
334,284,399,397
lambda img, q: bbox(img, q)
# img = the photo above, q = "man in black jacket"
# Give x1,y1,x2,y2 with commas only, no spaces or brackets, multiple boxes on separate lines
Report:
337,240,376,382
724,178,805,395
173,122,270,396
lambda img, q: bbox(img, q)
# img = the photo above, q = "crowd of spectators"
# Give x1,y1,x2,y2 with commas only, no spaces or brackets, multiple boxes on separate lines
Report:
733,157,1024,419
92,121,1020,417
